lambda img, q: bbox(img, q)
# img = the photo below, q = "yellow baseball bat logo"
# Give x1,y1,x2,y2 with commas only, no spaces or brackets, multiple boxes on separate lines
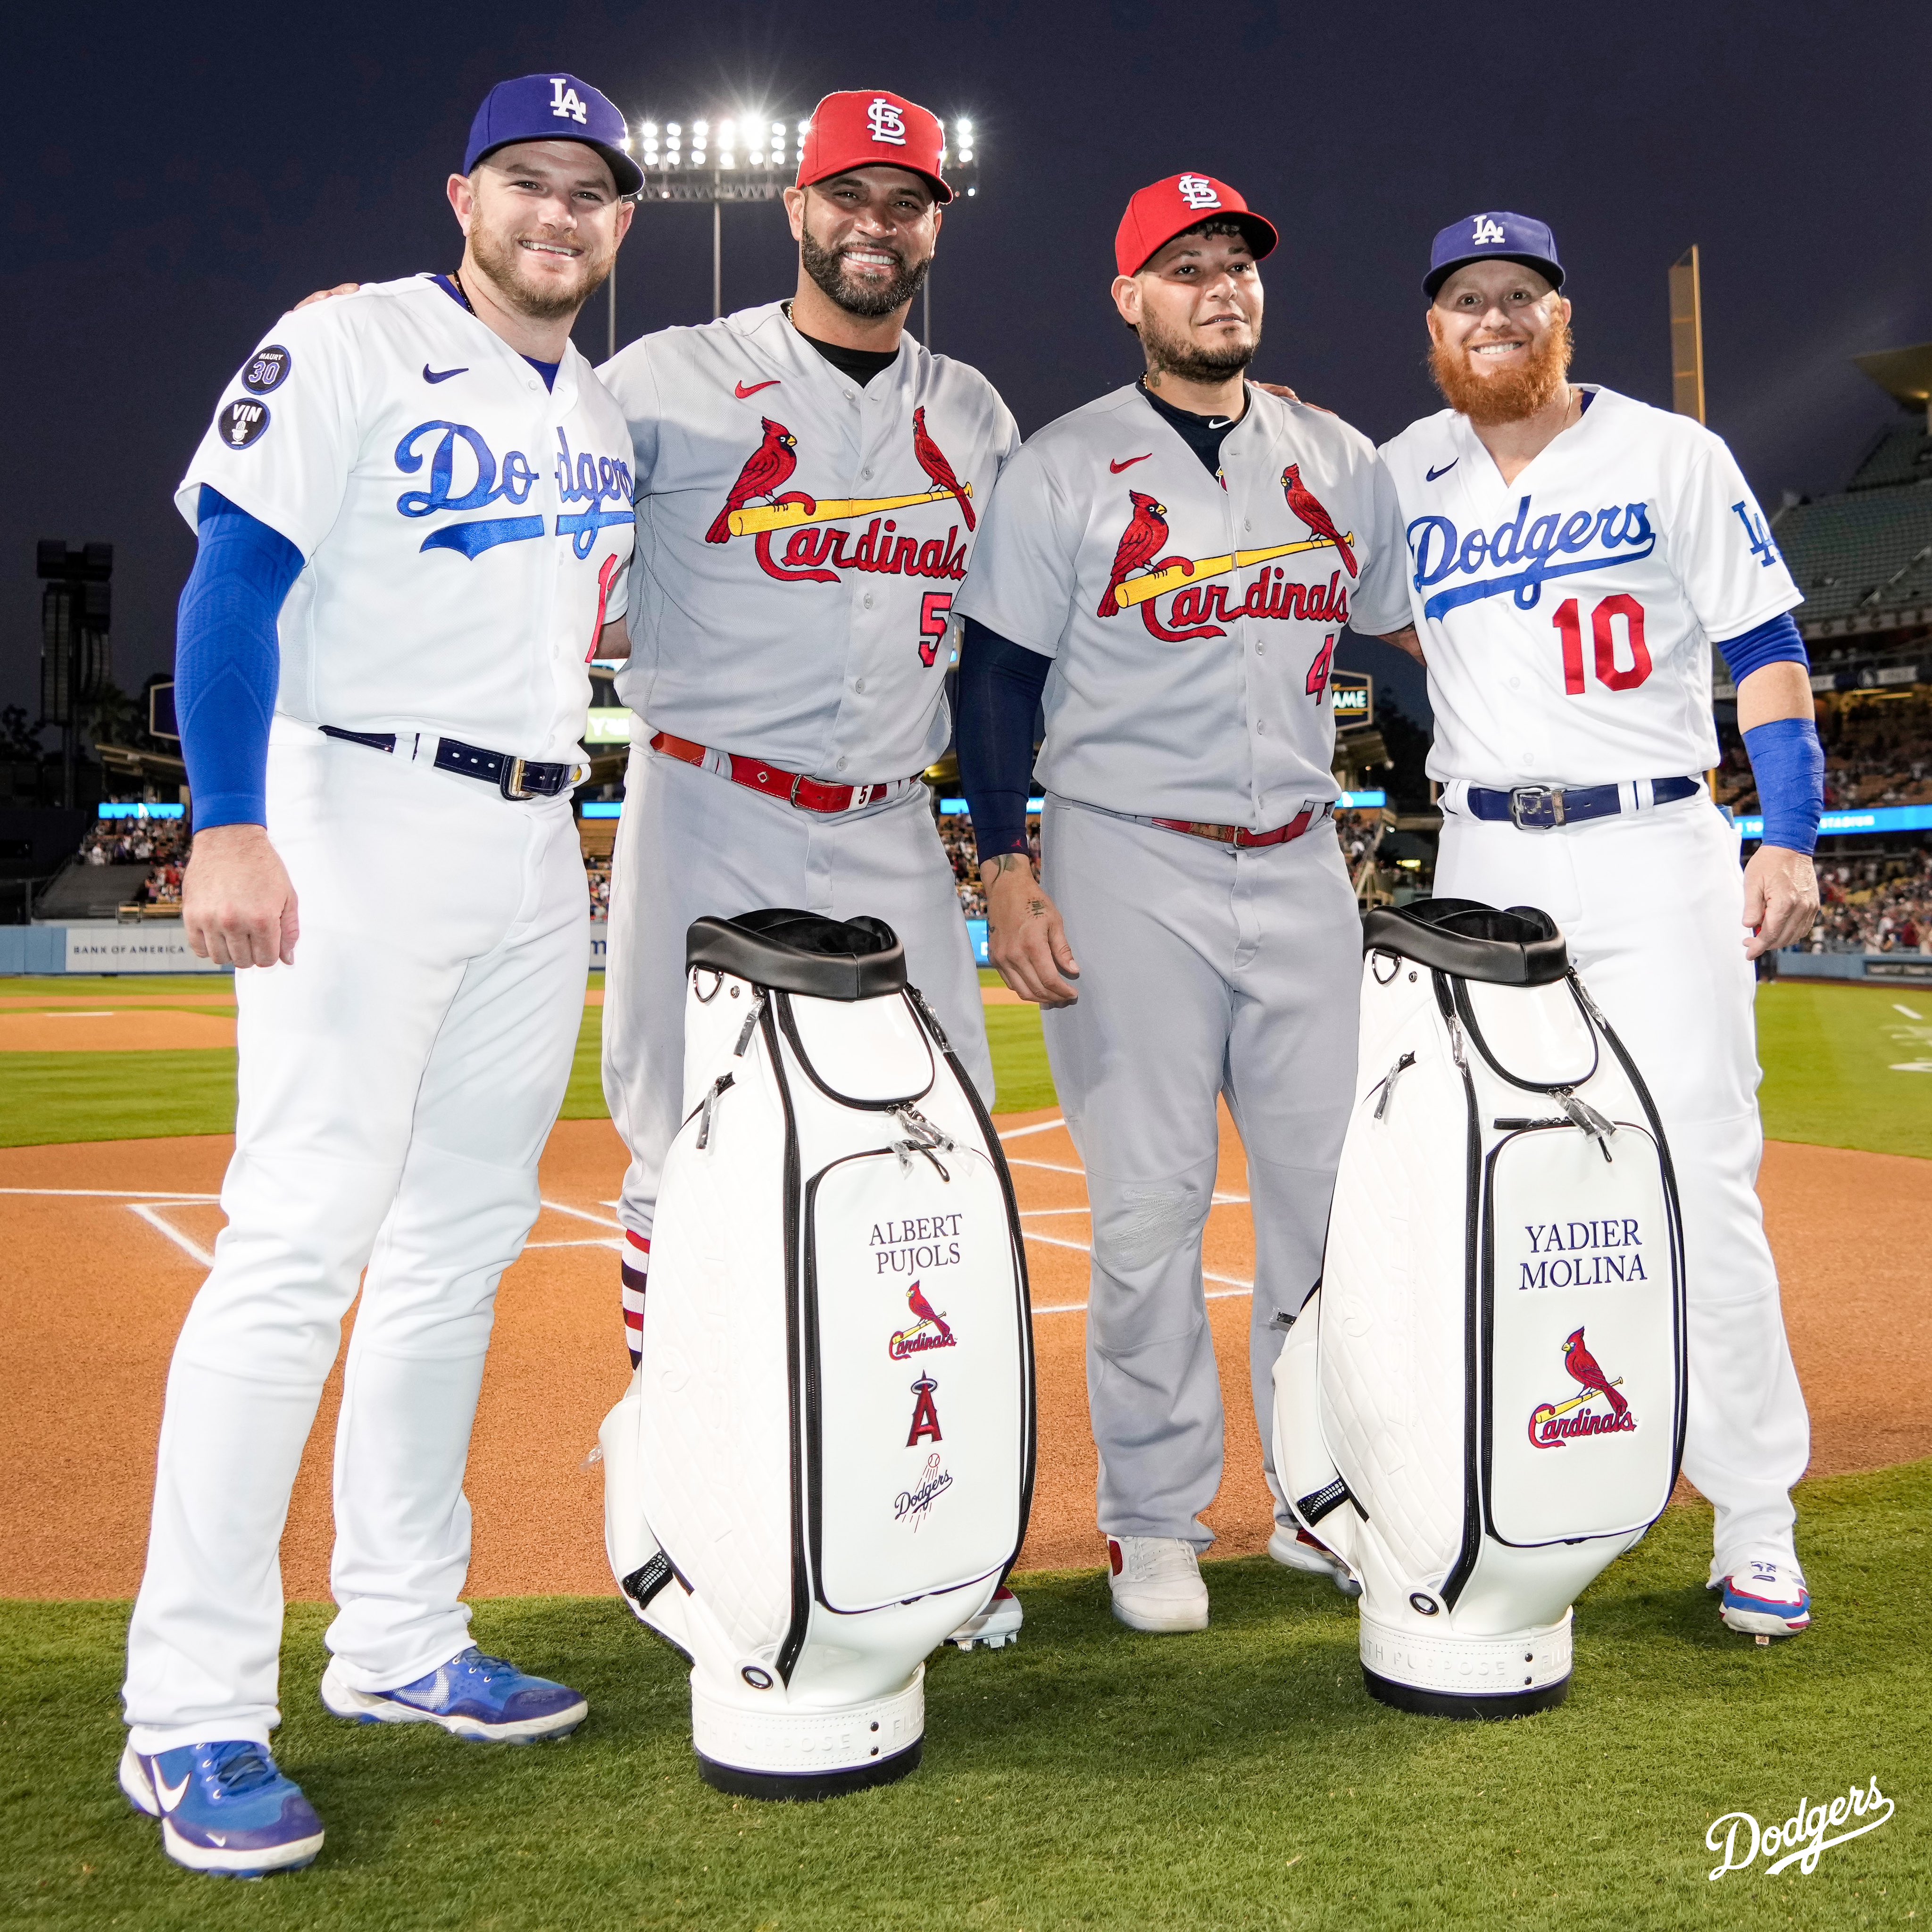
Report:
1111,533,1351,610
729,483,973,539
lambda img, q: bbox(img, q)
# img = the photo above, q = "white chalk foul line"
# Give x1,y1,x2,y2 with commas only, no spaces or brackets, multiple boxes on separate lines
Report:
539,1198,625,1231
127,1202,217,1269
997,1117,1068,1143
0,1187,220,1200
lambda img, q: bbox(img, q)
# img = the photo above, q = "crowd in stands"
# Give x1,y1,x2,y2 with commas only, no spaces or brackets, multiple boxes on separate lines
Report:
936,813,1044,919
585,854,612,919
1716,694,1932,813
78,814,188,910
1807,850,1932,954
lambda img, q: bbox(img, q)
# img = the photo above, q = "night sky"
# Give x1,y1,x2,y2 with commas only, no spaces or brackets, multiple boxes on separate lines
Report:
9,0,1932,730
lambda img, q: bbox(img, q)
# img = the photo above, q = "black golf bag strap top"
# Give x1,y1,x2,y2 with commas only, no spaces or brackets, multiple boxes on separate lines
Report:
1361,898,1571,987
685,909,907,1000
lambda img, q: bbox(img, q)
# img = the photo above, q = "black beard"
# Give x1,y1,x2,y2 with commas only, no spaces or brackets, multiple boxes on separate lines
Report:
1138,304,1259,384
799,228,931,318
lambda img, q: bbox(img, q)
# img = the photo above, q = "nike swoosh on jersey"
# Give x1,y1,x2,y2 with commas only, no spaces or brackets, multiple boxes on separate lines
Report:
423,365,468,384
156,1770,190,1810
1110,453,1152,473
1425,459,1458,482
734,378,781,398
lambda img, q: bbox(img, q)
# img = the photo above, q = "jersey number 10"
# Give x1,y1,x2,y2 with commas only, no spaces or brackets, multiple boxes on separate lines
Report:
1553,594,1651,695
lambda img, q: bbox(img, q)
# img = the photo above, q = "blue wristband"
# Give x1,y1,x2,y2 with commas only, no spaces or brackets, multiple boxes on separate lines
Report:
1742,716,1824,855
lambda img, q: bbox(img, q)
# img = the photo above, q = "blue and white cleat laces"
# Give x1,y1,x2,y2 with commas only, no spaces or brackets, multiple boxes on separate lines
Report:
321,1646,587,1742
119,1738,324,1877
1715,1556,1813,1640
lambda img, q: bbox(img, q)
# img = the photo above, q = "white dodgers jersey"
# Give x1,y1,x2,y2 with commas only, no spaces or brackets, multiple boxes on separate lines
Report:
599,303,1019,784
957,383,1411,827
177,275,635,765
1379,386,1801,790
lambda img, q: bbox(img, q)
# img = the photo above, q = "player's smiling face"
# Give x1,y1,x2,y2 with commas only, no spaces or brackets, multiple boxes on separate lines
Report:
1114,228,1264,381
1427,259,1573,424
452,140,633,322
785,167,940,318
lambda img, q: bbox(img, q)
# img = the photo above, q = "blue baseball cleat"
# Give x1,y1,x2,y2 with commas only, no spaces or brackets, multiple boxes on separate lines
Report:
320,1646,587,1742
1715,1556,1812,1639
119,1739,324,1877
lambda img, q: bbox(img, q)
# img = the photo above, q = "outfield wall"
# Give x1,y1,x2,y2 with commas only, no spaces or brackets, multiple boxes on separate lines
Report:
0,922,614,975
1777,949,1932,983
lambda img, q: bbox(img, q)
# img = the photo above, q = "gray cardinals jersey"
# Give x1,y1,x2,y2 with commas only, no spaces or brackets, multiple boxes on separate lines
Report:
955,382,1410,827
598,302,1020,782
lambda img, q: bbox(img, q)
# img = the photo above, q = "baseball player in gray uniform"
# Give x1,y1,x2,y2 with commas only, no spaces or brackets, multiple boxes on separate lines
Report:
596,90,1023,1648
955,175,1416,1632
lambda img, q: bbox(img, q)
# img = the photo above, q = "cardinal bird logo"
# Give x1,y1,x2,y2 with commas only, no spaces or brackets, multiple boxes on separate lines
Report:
1528,1326,1636,1449
911,406,975,530
1096,490,1171,619
706,417,800,544
889,1281,958,1360
1281,465,1357,578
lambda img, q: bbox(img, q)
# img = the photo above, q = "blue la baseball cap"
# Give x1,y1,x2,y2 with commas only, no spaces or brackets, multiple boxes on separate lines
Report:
465,73,642,196
1423,211,1564,300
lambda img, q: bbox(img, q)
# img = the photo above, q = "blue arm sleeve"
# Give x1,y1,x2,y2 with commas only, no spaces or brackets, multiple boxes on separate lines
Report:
956,616,1050,860
1743,716,1825,855
176,487,304,831
1721,611,1808,683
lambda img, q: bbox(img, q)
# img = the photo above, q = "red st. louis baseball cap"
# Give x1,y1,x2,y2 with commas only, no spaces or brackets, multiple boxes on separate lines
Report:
1115,174,1278,277
797,90,953,204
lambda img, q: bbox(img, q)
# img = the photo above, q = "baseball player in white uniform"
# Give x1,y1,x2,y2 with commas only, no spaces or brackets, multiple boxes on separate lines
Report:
119,75,639,1877
1379,212,1821,1640
594,89,1023,1649
955,175,1416,1632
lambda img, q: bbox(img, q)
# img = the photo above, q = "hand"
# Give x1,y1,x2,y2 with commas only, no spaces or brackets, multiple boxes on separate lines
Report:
1253,381,1334,416
183,824,300,969
982,855,1079,1006
294,282,361,310
1380,625,1426,665
1741,844,1819,960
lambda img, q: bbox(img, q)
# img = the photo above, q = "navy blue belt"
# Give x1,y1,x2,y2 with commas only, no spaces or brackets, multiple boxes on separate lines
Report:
1466,775,1700,830
319,726,578,800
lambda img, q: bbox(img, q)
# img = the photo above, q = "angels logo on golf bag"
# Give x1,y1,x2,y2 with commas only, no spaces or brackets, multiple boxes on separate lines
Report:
704,413,976,590
1528,1326,1638,1449
894,1451,953,1530
907,1373,943,1446
1094,471,1355,645
889,1280,957,1359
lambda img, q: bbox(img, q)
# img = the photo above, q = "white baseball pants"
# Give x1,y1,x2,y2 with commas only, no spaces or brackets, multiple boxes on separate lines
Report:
124,722,589,1752
600,740,992,1253
1038,798,1362,1548
1434,791,1812,1574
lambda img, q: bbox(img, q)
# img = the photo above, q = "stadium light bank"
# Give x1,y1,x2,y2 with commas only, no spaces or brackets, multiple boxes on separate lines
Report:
601,109,981,353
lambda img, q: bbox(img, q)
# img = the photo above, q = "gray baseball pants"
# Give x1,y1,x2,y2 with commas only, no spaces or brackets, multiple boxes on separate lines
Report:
1039,796,1361,1548
602,740,994,1252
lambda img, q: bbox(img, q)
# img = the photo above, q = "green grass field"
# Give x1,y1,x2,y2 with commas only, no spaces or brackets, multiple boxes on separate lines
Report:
10,974,1932,1154
5,1466,1924,1930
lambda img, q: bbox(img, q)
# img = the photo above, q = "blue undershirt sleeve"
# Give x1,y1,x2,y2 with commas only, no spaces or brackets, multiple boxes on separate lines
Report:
1743,716,1825,855
956,616,1050,861
175,486,305,832
1720,610,1808,683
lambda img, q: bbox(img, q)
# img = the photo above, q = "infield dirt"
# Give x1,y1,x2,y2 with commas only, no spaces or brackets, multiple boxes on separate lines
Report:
2,1114,1924,1600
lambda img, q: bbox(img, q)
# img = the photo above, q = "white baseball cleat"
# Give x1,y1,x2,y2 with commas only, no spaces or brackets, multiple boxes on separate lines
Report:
1107,1536,1209,1633
949,1584,1023,1650
1267,1523,1362,1597
1711,1555,1812,1639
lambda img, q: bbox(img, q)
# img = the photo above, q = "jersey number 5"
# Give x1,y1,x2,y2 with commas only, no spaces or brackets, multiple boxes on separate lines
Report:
918,592,953,668
1553,594,1651,695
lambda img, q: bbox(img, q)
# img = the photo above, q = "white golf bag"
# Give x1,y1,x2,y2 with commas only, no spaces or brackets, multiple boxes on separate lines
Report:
1275,899,1686,1718
600,909,1035,1798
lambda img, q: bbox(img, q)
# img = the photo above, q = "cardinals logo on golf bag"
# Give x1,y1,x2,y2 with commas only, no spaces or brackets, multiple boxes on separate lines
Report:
889,1281,957,1359
1528,1327,1638,1449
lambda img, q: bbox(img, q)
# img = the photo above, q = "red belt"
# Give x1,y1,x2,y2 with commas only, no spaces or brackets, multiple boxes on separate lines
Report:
650,732,901,814
1150,804,1324,849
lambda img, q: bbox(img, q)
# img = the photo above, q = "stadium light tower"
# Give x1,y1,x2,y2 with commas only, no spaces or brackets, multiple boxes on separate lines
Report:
618,109,981,341
1669,245,1705,425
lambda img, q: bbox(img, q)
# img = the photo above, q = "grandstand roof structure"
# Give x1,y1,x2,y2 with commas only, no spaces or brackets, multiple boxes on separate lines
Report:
1772,344,1932,643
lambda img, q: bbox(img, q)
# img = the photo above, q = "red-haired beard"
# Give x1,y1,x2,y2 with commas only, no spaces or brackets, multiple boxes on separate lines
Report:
1429,318,1573,425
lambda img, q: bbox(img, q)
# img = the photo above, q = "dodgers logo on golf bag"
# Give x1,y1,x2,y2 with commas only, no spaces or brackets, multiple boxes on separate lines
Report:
1274,899,1686,1719
599,910,1035,1798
